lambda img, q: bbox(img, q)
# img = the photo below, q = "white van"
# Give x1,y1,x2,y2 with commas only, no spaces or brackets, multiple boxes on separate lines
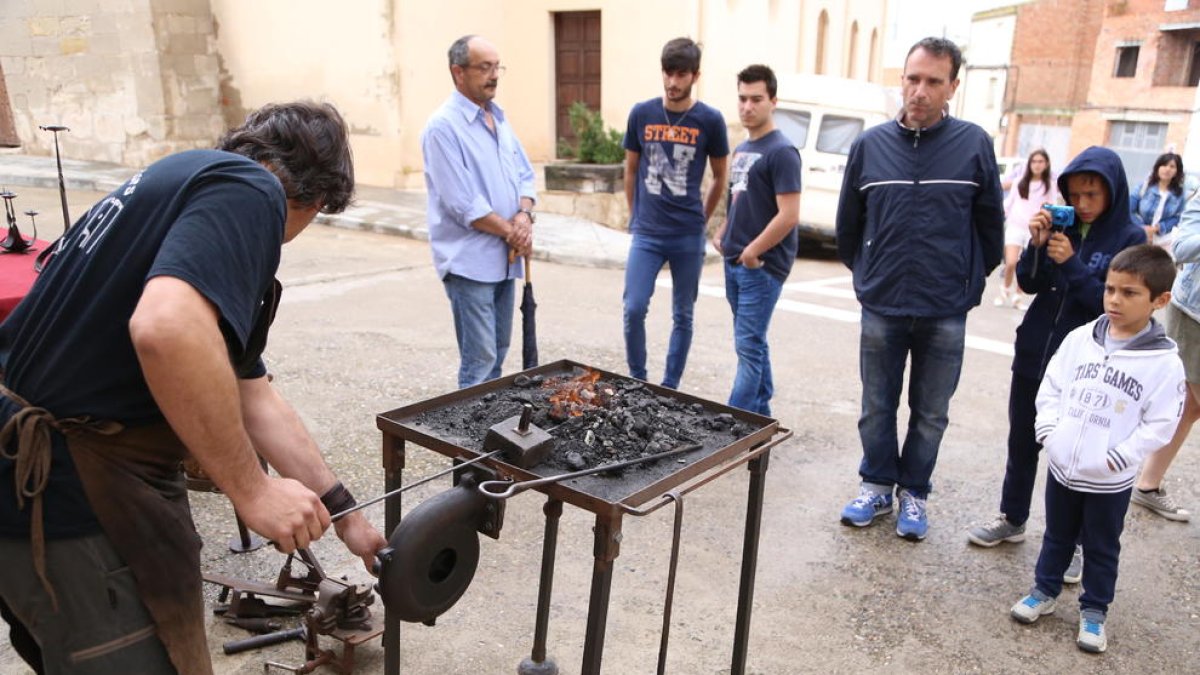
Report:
772,74,897,247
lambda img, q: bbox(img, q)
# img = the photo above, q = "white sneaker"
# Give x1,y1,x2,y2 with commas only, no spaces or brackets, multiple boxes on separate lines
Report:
994,286,1011,307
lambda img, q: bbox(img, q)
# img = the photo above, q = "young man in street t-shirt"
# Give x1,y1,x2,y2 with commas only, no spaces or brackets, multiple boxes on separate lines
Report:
622,37,729,389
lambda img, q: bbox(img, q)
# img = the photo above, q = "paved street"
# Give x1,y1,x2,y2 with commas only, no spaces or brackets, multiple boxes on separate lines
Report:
0,185,1196,673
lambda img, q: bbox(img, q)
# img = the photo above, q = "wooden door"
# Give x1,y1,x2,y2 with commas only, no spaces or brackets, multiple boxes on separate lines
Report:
554,11,601,155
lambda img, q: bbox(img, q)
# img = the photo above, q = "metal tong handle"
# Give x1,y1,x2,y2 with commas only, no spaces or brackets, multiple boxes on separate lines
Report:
477,442,702,500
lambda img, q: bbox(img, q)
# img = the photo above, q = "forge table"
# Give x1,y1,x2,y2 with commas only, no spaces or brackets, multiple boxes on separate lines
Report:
376,360,790,674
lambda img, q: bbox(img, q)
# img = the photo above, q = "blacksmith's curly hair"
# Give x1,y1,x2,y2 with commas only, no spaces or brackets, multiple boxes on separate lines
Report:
217,101,354,214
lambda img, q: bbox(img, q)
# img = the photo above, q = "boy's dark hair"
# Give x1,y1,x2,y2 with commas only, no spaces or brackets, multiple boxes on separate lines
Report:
1065,170,1109,204
737,64,777,99
662,37,702,73
218,101,355,214
1109,244,1176,298
1145,152,1185,196
906,37,963,80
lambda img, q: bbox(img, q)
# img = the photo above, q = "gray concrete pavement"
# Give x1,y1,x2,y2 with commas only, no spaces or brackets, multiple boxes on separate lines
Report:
0,183,1196,674
0,151,635,269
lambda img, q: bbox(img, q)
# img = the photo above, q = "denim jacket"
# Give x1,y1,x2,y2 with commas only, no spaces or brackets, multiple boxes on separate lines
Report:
1171,195,1200,320
1130,184,1185,234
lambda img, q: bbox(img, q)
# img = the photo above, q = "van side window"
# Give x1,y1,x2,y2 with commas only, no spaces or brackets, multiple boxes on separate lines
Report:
815,115,865,155
774,110,811,150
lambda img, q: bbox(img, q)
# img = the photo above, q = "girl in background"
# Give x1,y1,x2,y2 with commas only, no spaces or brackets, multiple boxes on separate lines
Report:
1131,152,1185,250
997,149,1056,310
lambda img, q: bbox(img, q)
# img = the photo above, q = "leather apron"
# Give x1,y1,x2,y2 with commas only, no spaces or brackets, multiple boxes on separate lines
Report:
0,386,212,675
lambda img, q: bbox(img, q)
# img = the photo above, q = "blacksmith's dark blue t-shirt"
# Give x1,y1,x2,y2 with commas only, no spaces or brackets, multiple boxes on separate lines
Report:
0,149,286,538
721,129,803,282
623,98,729,237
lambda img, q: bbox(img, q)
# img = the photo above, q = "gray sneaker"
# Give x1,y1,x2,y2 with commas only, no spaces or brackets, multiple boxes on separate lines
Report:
967,515,1026,547
1011,589,1056,624
1077,609,1107,653
1063,545,1083,585
1131,486,1191,522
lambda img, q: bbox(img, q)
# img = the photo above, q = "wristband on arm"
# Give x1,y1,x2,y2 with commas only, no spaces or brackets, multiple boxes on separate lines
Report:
320,481,357,517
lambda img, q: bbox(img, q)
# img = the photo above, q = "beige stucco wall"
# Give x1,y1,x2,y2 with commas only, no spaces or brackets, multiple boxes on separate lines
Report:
209,0,886,189
2,1,884,185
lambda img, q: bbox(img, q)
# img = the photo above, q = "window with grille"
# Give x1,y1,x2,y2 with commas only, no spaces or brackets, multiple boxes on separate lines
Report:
1108,121,1168,187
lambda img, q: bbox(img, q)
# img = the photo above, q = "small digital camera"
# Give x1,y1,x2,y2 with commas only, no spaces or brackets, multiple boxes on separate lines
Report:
1044,204,1076,231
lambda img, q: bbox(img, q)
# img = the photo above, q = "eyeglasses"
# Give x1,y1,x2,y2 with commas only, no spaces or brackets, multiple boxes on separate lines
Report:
465,62,506,75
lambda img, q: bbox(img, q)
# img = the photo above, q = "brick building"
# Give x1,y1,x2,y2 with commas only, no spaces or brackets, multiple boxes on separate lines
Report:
1003,0,1200,185
1072,0,1200,185
1003,0,1103,171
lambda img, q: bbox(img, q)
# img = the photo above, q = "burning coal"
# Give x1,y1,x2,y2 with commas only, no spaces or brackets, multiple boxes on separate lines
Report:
545,369,615,419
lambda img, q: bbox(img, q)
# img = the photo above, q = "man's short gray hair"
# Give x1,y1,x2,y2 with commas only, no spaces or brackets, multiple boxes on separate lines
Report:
448,35,475,68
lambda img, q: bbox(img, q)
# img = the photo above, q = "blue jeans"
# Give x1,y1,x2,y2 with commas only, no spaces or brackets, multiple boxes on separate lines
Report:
1034,473,1130,615
724,262,784,416
857,309,966,497
623,232,706,388
442,273,515,388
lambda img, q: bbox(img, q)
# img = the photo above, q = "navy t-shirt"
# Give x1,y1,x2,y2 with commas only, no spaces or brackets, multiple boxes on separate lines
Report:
623,98,729,237
0,149,286,538
721,129,803,282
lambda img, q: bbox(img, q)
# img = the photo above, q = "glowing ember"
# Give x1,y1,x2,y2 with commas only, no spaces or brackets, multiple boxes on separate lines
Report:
545,369,615,419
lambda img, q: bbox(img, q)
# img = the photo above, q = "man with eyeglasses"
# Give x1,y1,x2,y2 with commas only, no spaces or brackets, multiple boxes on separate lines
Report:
622,37,729,390
422,34,535,388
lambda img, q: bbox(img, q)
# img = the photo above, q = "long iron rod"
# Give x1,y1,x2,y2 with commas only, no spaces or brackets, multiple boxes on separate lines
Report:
477,442,702,500
656,491,684,675
331,448,504,522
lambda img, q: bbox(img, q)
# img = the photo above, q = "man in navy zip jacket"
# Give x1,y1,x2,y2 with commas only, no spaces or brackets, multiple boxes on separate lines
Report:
836,37,1004,541
967,147,1147,554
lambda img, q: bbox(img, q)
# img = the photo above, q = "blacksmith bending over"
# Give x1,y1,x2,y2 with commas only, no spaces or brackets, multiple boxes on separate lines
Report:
0,101,386,674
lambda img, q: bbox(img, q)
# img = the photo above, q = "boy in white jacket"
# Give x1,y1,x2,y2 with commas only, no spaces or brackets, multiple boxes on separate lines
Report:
1010,245,1185,653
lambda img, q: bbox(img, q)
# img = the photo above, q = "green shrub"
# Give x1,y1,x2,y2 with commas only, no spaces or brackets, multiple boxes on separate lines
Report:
561,101,624,164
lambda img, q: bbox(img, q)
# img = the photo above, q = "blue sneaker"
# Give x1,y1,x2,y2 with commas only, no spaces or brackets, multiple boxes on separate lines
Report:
896,489,928,541
840,487,893,527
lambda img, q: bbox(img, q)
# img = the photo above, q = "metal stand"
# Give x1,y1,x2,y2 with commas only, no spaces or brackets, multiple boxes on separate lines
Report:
229,515,266,553
382,435,405,674
731,452,770,675
517,498,562,675
186,455,268,554
376,379,786,675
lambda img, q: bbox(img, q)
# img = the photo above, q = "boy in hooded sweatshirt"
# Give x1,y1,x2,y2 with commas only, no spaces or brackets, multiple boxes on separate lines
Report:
1009,245,1184,653
968,148,1147,570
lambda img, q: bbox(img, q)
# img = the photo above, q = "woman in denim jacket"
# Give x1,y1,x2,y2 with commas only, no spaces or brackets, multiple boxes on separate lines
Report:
1134,193,1200,521
1130,152,1185,249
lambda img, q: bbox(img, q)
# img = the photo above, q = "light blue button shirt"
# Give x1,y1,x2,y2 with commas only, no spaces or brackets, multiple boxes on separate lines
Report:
422,90,536,282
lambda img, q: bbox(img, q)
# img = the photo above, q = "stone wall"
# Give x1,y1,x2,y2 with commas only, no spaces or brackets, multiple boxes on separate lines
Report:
0,0,224,167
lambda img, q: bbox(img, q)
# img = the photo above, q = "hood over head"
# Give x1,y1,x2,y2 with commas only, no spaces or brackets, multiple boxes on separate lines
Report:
1056,145,1132,232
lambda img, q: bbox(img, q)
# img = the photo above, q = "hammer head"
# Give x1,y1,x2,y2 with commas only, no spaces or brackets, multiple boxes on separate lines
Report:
483,413,555,468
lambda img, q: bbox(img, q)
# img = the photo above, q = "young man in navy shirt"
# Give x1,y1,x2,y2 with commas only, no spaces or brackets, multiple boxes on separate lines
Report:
622,37,729,389
711,64,801,416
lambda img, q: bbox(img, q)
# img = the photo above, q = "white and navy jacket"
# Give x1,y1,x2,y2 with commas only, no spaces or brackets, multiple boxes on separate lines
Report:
1035,316,1185,494
835,111,1005,318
